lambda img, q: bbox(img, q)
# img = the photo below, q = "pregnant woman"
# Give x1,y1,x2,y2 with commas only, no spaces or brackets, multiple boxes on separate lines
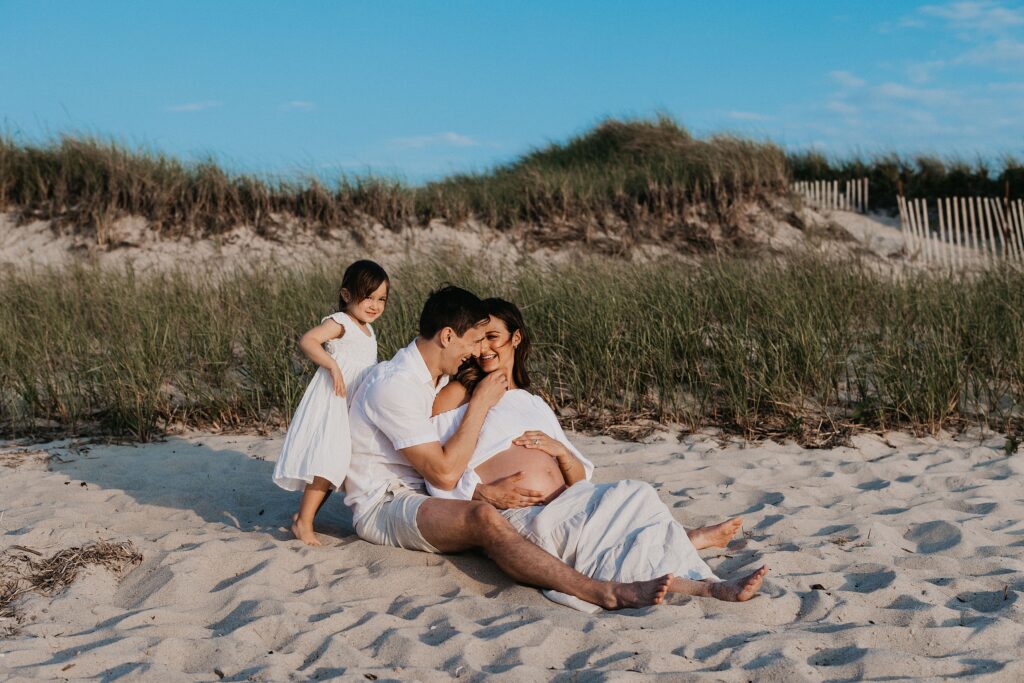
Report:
430,298,768,612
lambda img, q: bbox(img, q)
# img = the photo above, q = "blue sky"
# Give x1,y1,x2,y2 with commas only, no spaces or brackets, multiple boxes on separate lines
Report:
2,1,1023,183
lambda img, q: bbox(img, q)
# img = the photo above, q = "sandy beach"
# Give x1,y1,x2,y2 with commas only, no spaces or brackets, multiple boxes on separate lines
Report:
2,427,1022,680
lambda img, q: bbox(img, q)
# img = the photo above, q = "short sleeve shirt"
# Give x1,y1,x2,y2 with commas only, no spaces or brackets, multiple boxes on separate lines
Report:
344,338,449,524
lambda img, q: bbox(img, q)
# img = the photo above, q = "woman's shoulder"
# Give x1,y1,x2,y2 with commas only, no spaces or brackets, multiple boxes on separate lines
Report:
432,380,470,415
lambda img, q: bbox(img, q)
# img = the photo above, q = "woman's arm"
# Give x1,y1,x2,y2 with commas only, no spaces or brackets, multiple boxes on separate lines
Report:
432,381,470,416
298,318,346,396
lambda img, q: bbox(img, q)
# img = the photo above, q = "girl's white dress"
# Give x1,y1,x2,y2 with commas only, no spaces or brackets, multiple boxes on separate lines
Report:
273,312,377,491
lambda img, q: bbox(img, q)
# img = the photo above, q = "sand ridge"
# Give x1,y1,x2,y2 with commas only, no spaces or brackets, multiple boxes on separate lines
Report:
1,428,1022,680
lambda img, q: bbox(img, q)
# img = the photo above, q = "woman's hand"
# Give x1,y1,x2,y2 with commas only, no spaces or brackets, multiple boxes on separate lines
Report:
512,431,569,459
330,364,347,397
473,472,546,509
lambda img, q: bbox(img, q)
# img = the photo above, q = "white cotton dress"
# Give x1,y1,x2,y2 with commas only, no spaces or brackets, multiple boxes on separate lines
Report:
273,312,378,491
431,389,716,613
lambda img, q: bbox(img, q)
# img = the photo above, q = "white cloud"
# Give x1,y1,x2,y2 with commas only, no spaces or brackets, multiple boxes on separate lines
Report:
725,110,772,121
920,1,1024,33
874,83,956,105
389,132,480,149
906,60,946,84
826,100,859,114
282,100,316,111
830,70,866,88
957,37,1024,63
167,101,223,112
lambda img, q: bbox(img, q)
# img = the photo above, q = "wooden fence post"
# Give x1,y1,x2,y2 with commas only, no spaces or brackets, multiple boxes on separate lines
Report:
947,197,961,270
923,199,935,266
982,197,997,264
938,199,950,269
899,195,914,259
1013,200,1024,263
967,196,979,265
991,198,1012,262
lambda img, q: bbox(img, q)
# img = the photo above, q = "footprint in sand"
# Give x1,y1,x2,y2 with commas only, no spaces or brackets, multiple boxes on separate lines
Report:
903,520,962,554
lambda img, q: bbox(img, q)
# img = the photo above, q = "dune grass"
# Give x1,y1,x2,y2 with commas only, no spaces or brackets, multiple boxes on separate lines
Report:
1,254,1021,442
788,151,1024,213
0,118,788,248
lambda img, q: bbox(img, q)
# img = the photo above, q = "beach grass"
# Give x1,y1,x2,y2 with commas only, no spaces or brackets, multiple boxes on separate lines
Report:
788,150,1024,213
0,118,788,248
1,254,1021,442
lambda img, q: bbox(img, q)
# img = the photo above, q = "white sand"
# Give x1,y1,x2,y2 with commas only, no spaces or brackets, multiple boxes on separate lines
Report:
2,428,1022,680
0,206,894,275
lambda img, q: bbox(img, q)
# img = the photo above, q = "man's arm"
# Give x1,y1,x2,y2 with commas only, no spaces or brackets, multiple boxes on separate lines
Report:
401,393,491,490
400,371,509,490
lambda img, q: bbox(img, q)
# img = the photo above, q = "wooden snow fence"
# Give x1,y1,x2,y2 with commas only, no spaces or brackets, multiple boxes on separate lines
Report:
897,195,1024,269
792,178,869,213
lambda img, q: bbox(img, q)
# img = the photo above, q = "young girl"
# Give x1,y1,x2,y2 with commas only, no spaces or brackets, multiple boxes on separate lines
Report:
273,259,388,546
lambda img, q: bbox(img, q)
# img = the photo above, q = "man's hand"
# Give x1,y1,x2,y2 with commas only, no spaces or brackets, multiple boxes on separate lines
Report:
473,472,546,509
469,371,508,411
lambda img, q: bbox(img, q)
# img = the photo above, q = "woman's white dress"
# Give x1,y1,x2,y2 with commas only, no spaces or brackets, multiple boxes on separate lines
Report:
273,313,377,491
431,389,716,612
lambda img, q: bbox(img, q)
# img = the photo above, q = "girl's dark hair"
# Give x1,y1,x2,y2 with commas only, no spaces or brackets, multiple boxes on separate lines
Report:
339,260,389,311
456,297,532,394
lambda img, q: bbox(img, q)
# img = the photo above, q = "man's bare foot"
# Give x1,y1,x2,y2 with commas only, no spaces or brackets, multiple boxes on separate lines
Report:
603,574,673,609
291,513,322,547
709,566,768,602
688,517,743,550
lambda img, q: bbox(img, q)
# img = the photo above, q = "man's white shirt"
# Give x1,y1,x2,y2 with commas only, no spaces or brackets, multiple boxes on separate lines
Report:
344,338,449,525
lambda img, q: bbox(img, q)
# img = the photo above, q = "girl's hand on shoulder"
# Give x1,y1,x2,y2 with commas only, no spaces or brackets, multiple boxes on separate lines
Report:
513,431,568,458
330,364,347,397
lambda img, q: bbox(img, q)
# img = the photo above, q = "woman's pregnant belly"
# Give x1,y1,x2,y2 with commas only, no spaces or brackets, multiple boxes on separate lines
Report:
475,446,566,503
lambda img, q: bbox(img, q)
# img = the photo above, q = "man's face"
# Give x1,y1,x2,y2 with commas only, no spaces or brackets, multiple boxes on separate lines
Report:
440,321,488,375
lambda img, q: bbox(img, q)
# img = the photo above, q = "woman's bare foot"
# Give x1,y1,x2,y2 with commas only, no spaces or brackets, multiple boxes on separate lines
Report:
688,517,743,550
604,574,673,609
291,513,322,546
709,566,768,602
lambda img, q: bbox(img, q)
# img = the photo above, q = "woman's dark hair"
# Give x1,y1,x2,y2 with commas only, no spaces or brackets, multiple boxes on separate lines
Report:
456,297,532,394
339,260,389,311
419,285,489,338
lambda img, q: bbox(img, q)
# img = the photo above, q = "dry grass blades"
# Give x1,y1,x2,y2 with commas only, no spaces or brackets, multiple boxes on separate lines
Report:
0,541,142,635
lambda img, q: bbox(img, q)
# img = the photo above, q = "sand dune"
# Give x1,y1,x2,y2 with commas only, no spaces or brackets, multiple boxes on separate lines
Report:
2,428,1022,680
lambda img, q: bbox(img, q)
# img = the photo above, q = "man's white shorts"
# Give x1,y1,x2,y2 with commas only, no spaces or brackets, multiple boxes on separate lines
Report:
354,481,439,553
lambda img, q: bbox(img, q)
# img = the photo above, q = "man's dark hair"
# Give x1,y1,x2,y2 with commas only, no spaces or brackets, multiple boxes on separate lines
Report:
419,285,488,338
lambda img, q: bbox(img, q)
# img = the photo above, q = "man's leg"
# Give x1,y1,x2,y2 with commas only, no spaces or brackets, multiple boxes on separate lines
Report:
416,498,671,610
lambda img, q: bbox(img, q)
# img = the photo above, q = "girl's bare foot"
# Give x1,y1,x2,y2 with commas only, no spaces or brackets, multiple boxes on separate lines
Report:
604,574,673,609
291,513,322,546
688,517,743,550
709,566,768,602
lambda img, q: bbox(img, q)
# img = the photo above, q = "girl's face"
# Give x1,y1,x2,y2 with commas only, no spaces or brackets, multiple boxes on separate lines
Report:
347,281,388,324
478,317,521,376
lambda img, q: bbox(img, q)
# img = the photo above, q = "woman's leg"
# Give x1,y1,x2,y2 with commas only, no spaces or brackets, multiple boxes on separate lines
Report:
669,566,768,602
687,517,744,550
291,476,333,546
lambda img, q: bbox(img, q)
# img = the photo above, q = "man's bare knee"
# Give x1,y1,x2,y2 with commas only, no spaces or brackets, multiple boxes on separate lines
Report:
467,501,508,532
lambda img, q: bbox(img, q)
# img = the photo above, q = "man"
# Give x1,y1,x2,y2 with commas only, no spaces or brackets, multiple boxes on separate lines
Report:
344,285,672,609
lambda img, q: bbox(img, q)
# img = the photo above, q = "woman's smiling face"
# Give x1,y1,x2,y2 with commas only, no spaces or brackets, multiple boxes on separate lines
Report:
479,316,521,375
